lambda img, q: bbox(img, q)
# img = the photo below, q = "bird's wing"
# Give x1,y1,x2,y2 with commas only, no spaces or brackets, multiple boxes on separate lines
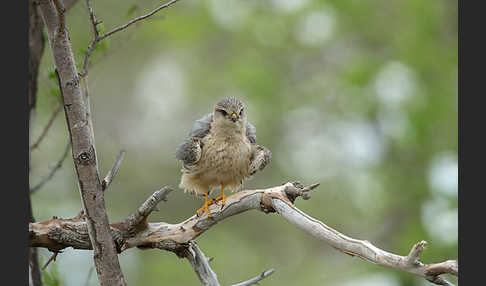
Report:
189,113,213,138
249,144,272,175
246,121,257,143
175,113,213,167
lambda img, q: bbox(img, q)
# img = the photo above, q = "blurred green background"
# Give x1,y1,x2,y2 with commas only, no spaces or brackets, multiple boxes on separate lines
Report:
30,0,457,285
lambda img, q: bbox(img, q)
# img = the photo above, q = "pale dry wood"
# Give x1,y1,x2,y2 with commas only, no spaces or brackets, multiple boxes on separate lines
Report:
231,269,275,286
37,0,126,285
101,150,126,191
271,199,458,285
29,182,458,285
182,241,221,286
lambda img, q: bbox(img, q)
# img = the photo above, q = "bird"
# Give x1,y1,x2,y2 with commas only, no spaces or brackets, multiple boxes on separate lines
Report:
175,97,271,217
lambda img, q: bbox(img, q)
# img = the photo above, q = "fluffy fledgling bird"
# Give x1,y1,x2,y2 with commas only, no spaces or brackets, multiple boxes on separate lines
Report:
175,97,271,216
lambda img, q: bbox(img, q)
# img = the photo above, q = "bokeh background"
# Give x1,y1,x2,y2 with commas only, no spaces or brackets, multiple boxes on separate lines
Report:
30,0,458,285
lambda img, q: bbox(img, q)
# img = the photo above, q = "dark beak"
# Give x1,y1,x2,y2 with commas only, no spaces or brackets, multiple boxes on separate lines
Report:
231,113,238,122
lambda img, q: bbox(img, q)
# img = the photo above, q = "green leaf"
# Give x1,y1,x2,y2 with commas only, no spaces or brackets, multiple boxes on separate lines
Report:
48,68,57,80
79,47,87,56
98,22,106,34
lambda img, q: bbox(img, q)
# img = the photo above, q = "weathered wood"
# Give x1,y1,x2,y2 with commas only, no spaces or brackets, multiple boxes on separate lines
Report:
230,269,275,286
29,182,458,285
37,1,125,285
182,241,221,286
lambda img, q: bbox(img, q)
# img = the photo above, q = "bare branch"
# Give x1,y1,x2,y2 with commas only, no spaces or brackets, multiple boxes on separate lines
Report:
80,0,182,77
30,140,71,194
29,182,458,285
406,240,427,265
426,260,458,277
30,102,63,151
426,276,456,286
102,150,126,191
41,251,61,270
98,0,181,41
271,197,458,285
85,0,100,38
120,186,174,239
182,241,221,286
231,269,275,286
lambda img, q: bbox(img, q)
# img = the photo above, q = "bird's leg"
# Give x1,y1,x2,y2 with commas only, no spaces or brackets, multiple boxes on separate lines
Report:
215,185,226,207
196,192,215,217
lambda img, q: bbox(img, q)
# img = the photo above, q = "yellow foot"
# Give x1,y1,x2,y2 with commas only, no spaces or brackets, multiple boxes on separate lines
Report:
215,185,226,209
215,194,226,205
196,193,215,217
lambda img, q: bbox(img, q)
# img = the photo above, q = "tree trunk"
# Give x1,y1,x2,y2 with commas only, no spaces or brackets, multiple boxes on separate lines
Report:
37,0,126,285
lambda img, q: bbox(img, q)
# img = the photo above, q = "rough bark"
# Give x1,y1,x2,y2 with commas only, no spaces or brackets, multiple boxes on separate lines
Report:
37,0,125,285
29,182,458,285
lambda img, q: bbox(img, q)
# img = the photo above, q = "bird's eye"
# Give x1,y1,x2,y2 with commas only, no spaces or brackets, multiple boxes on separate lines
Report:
217,109,228,116
239,108,244,116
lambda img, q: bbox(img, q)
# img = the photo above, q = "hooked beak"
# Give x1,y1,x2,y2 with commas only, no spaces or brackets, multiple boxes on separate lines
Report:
230,113,238,122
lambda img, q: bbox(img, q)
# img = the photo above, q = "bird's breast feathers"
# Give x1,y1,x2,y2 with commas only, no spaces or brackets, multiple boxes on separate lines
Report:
191,131,252,188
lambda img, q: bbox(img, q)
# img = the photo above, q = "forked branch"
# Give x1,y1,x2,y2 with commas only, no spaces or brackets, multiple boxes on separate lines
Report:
81,0,182,76
29,182,458,285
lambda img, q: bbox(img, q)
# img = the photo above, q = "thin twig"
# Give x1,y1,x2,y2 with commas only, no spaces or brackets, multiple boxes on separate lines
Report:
41,251,61,270
30,102,63,151
231,269,275,286
86,28,136,73
85,0,100,38
80,0,181,76
98,0,181,41
30,141,71,194
102,150,126,191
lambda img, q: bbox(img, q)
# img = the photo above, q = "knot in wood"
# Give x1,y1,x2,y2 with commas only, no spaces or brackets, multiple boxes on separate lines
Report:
76,148,95,165
65,76,80,89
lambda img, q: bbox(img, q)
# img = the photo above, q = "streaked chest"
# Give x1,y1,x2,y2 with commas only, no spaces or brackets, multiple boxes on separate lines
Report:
198,132,252,179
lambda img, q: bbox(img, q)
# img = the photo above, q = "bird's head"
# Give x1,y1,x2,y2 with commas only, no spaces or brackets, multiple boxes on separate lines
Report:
213,97,246,130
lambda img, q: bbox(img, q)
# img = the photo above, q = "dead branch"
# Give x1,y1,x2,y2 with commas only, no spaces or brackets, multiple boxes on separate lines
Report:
182,241,220,286
80,0,182,77
28,182,458,285
41,251,61,270
271,197,458,286
231,269,275,286
101,150,126,191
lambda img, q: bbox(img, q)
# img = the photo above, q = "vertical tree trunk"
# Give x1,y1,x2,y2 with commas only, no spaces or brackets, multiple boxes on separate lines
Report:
37,1,126,285
28,1,46,285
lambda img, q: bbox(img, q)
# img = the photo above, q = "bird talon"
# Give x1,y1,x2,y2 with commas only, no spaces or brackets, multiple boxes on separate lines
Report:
196,194,215,217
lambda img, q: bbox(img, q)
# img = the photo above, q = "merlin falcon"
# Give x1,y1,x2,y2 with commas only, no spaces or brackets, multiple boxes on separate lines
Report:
175,97,271,217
